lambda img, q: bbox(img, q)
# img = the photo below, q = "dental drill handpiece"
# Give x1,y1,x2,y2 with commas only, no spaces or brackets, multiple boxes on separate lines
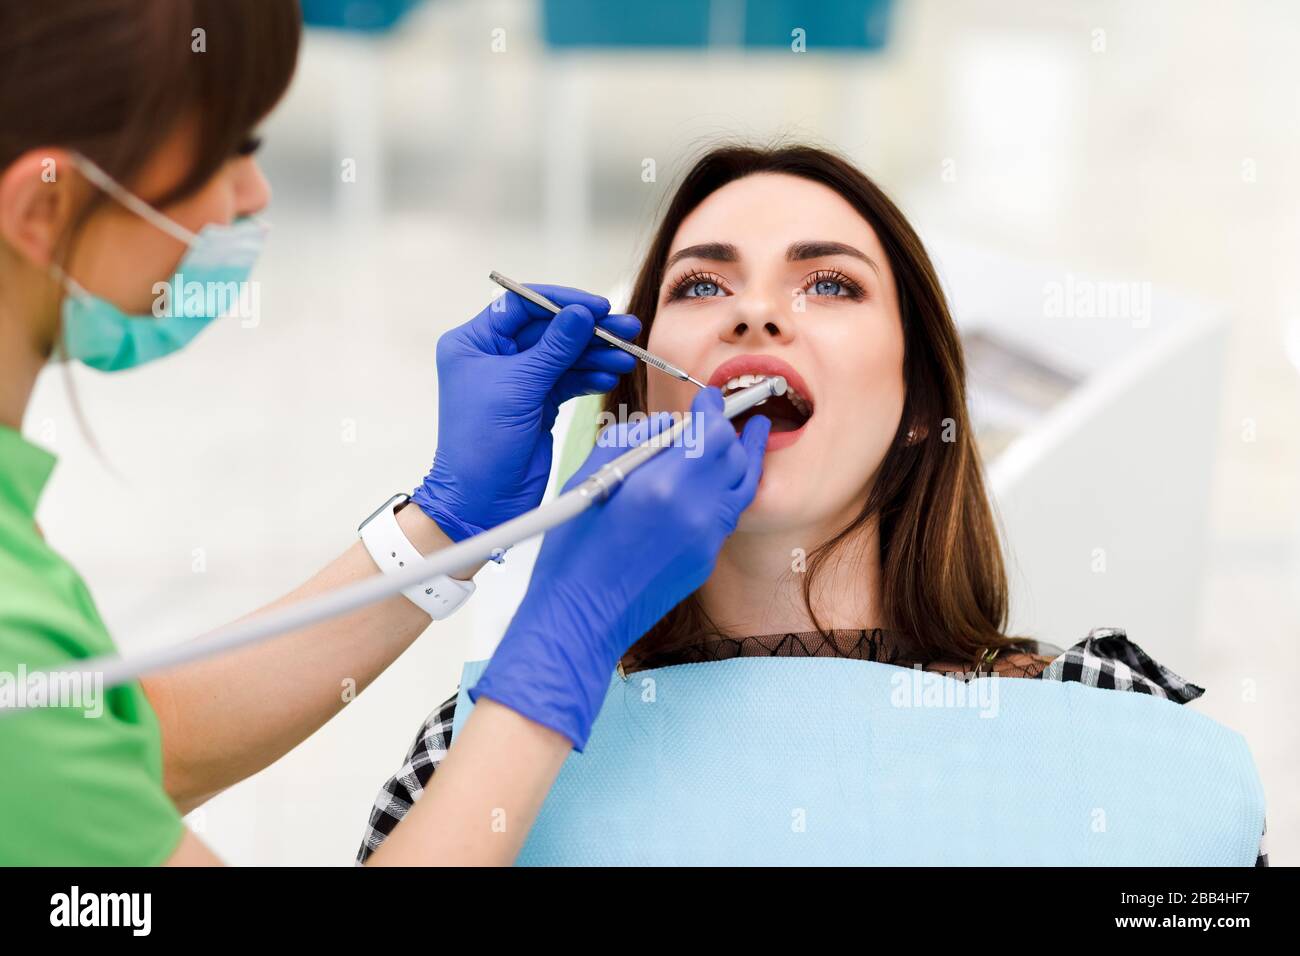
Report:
489,271,709,389
576,376,787,504
3,375,790,707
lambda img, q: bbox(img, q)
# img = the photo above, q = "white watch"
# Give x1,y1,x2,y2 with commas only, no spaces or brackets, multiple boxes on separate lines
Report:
358,493,475,620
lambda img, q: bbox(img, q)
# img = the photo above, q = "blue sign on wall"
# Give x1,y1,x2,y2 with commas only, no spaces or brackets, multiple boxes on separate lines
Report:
542,0,893,51
300,0,425,34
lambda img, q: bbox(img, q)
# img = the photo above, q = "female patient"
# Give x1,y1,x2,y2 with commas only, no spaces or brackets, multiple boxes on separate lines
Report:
359,144,1267,865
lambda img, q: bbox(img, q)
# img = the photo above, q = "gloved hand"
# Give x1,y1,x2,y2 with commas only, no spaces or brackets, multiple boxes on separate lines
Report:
469,388,771,751
413,285,641,542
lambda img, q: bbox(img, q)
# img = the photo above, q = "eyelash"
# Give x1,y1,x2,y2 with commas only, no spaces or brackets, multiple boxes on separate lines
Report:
804,269,866,300
663,268,866,301
664,269,729,301
236,135,263,157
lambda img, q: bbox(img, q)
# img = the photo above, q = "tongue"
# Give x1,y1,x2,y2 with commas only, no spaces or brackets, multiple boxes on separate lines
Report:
732,395,808,433
766,412,805,433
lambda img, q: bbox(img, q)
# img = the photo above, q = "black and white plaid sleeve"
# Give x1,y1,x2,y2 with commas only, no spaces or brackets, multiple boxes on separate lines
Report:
1036,626,1205,702
1036,627,1267,866
356,689,458,864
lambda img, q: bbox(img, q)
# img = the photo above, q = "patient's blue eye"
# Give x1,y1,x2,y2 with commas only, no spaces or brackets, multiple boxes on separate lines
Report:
804,270,865,300
666,271,733,302
685,280,723,298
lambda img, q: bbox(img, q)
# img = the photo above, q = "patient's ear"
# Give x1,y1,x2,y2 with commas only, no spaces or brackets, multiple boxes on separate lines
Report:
903,423,929,445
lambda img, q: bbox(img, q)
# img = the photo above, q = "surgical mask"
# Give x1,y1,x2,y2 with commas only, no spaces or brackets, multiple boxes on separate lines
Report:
51,152,269,372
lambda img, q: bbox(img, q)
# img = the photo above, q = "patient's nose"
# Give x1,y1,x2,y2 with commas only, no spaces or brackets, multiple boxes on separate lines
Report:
723,292,795,345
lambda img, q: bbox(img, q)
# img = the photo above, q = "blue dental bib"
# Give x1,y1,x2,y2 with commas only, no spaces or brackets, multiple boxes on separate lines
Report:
451,657,1264,865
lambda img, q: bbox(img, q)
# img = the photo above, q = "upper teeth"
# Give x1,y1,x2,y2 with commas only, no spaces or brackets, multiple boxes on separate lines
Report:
721,374,812,415
723,373,768,391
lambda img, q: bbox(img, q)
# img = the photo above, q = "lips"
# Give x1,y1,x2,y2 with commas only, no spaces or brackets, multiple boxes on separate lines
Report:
707,354,814,451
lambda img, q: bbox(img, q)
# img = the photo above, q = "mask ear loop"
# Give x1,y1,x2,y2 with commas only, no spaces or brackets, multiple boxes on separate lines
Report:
47,262,90,299
51,152,201,312
67,151,200,247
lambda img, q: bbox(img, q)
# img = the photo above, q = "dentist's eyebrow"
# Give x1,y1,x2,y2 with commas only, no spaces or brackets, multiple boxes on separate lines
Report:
787,240,880,276
664,242,740,271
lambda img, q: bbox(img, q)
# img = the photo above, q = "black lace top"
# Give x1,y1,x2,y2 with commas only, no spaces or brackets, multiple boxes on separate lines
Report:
616,625,1061,680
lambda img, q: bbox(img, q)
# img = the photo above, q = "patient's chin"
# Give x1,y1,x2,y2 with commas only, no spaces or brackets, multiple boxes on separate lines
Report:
734,457,871,540
735,474,818,533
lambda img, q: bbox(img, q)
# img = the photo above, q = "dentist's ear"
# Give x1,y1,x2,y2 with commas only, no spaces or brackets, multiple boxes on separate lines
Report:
0,148,84,268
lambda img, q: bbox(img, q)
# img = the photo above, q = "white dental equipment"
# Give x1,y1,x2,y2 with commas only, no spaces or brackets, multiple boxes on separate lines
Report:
0,377,785,711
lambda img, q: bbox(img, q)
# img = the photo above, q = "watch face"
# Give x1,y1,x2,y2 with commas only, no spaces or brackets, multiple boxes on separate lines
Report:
360,493,409,532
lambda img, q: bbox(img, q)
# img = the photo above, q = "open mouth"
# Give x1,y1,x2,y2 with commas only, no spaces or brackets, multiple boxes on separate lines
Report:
708,356,815,449
721,374,812,432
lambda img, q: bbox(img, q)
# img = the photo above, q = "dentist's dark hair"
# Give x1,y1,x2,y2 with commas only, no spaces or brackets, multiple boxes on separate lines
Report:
0,0,300,452
609,142,1022,671
0,0,301,213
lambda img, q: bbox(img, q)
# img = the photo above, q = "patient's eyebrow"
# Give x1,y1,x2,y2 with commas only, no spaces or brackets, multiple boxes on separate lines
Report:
787,240,879,275
664,242,740,271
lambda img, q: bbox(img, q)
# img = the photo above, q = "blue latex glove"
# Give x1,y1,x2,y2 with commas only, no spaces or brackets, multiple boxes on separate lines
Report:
413,285,641,543
469,389,771,751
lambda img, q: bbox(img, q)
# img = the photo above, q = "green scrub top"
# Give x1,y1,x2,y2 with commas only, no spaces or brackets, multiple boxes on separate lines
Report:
0,424,183,865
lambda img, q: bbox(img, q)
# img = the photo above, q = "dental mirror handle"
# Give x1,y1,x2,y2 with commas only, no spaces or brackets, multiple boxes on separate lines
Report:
489,271,708,389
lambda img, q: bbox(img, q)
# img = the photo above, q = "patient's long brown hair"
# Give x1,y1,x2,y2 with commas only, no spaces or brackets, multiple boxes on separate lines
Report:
608,143,1022,669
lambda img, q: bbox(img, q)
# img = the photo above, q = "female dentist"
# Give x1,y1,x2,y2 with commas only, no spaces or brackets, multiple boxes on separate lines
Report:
0,0,770,865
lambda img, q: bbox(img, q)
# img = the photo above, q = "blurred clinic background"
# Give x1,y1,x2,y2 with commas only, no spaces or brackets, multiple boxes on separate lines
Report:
25,0,1300,864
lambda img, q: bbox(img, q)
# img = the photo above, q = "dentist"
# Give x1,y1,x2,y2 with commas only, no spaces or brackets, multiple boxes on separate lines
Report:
0,0,769,865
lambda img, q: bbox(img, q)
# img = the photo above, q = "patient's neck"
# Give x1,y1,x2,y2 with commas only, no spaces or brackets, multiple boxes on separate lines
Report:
698,512,883,637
